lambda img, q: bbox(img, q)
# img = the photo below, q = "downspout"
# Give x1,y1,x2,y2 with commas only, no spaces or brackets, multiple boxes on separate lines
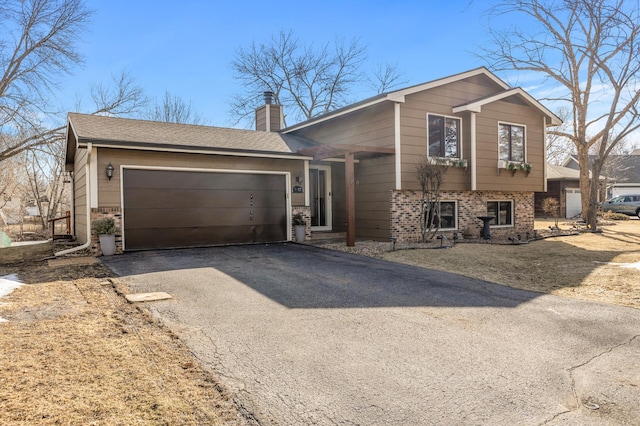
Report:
69,171,75,235
543,116,548,192
55,143,93,256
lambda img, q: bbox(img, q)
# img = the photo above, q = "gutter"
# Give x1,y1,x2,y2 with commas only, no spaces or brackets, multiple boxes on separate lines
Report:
55,142,93,256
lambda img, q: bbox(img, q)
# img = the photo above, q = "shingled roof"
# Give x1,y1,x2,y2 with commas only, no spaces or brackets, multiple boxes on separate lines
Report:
564,153,640,183
547,163,581,180
66,113,318,161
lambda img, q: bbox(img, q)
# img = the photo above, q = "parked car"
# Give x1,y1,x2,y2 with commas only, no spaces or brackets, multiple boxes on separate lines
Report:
603,194,640,218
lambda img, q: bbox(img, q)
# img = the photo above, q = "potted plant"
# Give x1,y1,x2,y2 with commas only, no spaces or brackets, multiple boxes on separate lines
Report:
519,162,532,175
292,213,306,242
91,217,119,256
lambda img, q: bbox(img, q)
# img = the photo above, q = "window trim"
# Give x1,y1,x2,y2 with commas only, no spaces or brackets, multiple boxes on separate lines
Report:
486,199,514,228
427,113,463,160
426,200,458,231
498,121,527,163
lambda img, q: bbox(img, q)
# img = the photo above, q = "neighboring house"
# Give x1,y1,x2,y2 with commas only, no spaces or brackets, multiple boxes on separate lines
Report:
564,151,640,199
0,199,22,226
534,164,583,218
63,67,561,254
0,199,42,225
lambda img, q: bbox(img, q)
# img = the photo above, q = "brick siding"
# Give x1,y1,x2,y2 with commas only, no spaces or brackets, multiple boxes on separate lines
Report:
291,205,311,241
391,190,535,242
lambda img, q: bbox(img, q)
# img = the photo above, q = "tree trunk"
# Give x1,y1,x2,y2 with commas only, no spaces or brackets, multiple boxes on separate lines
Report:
577,146,592,226
586,157,605,231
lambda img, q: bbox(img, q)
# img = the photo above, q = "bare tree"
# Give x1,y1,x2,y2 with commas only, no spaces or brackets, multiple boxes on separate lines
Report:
229,30,405,128
5,71,146,161
483,0,640,230
366,63,409,95
1,72,144,235
546,107,574,165
416,158,449,242
541,197,560,227
144,90,206,125
88,72,146,117
0,151,21,209
0,0,91,162
23,141,69,237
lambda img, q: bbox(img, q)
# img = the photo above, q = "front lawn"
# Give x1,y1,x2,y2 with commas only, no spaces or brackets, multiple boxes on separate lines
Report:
383,219,640,309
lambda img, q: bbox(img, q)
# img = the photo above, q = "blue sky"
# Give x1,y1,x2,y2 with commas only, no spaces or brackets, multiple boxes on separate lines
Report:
58,0,527,128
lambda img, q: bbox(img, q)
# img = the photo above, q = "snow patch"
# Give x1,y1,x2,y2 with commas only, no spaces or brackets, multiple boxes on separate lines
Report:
594,261,640,270
0,274,22,322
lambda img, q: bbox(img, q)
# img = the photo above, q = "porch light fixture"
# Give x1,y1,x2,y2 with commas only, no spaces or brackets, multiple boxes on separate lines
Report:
106,163,114,180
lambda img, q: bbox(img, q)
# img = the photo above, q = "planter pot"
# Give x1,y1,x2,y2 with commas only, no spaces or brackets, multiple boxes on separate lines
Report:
294,225,306,242
99,234,116,256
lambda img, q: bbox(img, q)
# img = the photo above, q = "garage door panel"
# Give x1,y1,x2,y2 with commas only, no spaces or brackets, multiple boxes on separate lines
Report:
123,169,288,250
125,188,285,209
126,170,286,190
125,224,285,250
124,207,286,228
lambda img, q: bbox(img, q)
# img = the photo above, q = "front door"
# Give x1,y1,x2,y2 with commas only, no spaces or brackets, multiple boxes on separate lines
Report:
309,166,332,231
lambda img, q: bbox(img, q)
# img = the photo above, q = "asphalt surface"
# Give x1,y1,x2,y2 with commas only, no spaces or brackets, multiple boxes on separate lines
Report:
102,243,640,425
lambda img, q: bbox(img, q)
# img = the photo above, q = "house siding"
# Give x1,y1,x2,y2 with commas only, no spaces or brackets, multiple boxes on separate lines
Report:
290,102,395,149
73,146,88,243
475,100,545,192
399,76,504,192
355,156,395,240
291,103,396,240
398,76,546,194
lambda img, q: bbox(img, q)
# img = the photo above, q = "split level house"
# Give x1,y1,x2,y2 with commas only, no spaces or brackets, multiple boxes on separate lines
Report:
63,67,561,254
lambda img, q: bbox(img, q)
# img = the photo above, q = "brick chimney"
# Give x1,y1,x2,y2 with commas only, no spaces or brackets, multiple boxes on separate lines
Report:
255,91,283,132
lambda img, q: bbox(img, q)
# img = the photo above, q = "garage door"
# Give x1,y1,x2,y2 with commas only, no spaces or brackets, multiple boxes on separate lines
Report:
565,188,581,218
122,169,288,250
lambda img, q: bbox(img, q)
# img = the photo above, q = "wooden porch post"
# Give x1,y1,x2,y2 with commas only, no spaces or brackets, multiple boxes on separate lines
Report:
345,151,355,247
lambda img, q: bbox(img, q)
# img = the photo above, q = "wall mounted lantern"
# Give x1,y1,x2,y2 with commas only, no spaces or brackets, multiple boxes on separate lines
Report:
106,163,114,180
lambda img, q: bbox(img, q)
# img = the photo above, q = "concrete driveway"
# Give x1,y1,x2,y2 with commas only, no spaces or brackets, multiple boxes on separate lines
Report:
102,243,640,425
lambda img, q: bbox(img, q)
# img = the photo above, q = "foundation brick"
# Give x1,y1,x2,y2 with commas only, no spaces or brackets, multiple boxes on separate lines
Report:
390,190,535,242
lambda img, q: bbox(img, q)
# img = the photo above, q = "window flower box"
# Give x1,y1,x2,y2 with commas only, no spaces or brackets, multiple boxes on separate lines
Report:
428,157,468,169
498,160,531,176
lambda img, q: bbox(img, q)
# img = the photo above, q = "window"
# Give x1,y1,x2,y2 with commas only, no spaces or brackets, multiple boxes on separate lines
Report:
499,123,525,162
426,201,457,230
428,114,460,158
487,201,513,227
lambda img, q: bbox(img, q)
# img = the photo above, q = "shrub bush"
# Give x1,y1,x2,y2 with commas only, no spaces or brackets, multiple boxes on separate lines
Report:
91,217,119,235
602,210,630,221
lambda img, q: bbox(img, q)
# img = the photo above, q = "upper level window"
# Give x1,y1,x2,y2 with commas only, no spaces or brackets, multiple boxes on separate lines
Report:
499,123,525,162
428,114,460,158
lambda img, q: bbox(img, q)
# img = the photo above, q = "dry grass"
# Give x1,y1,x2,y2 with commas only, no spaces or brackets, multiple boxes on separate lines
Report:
382,219,640,309
0,261,246,425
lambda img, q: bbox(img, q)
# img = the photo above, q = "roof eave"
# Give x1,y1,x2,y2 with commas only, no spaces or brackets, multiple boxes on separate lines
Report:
283,67,509,133
452,87,563,126
76,138,314,160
